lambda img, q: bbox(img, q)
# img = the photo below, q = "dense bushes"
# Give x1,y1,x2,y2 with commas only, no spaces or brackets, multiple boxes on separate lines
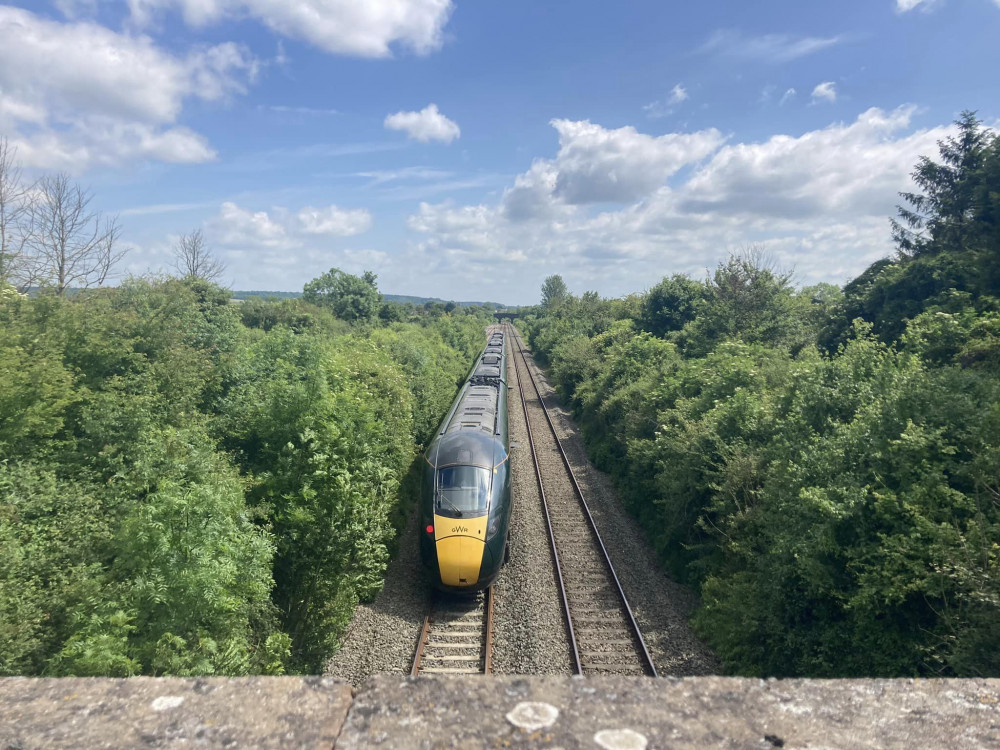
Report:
523,115,1000,677
0,275,490,675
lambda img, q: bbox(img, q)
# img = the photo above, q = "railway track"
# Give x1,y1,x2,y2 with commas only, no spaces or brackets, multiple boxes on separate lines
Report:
411,587,494,675
507,324,657,677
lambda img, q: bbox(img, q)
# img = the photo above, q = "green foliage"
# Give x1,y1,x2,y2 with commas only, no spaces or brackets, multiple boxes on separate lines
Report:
0,276,483,676
238,295,350,336
694,333,1000,676
540,274,569,308
302,268,382,323
0,461,111,675
639,274,708,338
678,250,806,356
0,340,76,455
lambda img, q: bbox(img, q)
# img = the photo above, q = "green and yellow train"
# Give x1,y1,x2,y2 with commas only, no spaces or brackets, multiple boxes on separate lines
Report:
420,328,511,592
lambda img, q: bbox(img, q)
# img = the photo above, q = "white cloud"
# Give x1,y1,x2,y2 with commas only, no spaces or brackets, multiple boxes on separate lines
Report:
200,201,377,290
896,0,999,11
403,107,954,303
54,0,99,18
496,118,724,221
384,103,460,143
644,83,691,118
297,205,372,236
207,201,372,250
210,202,293,249
11,122,215,172
355,167,454,185
779,88,797,105
700,29,846,63
265,105,340,115
896,0,936,11
120,201,216,217
544,119,724,204
679,106,943,218
126,0,454,58
0,6,256,171
811,82,837,103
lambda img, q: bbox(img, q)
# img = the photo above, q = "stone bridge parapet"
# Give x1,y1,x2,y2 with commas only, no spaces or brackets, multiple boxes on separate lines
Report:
2,675,998,748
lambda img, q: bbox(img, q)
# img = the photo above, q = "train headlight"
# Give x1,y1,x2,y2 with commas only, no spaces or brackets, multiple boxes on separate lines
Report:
487,514,501,540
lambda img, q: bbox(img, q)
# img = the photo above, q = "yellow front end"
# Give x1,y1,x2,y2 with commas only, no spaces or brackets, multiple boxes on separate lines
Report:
434,514,488,587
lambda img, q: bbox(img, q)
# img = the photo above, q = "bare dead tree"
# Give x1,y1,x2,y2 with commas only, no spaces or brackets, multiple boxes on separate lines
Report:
0,137,33,290
173,228,225,282
27,173,126,296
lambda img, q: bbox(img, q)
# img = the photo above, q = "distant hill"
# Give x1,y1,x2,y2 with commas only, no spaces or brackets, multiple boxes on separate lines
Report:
383,294,507,309
230,290,301,300
231,290,507,309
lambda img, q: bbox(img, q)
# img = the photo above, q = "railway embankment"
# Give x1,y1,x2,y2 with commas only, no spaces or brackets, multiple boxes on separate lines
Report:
3,674,998,747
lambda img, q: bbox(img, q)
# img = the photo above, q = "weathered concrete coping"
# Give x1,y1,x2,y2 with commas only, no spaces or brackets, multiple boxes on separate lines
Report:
0,676,351,749
2,675,999,748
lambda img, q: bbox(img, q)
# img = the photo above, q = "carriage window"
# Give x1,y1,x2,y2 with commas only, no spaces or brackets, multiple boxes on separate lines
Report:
435,465,490,518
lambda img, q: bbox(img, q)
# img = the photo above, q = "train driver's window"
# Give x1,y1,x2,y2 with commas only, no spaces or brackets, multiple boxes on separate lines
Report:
436,465,490,517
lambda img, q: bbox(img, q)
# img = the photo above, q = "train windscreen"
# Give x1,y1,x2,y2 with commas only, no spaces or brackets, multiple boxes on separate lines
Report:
435,465,490,518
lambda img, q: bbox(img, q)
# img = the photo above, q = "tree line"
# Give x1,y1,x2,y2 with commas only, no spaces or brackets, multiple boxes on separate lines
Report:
522,112,1000,677
1,263,494,675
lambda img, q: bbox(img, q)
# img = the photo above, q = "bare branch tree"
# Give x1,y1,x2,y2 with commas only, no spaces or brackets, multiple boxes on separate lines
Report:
27,173,127,296
173,228,225,282
0,136,33,290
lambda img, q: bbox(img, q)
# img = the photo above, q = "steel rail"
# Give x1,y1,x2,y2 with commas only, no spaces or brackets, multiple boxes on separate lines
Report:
508,324,658,678
483,585,495,674
410,615,431,676
507,323,582,676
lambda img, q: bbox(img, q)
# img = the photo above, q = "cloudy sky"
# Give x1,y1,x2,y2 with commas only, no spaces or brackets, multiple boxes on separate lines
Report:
1,1,998,304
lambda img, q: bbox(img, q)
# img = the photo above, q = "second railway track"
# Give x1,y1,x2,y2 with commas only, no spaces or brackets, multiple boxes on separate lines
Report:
508,324,657,677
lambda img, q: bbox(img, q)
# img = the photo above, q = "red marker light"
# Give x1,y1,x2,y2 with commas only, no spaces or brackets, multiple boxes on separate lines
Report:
425,525,434,534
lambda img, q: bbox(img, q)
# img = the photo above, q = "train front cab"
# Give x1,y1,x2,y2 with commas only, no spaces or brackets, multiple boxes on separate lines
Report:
421,433,511,592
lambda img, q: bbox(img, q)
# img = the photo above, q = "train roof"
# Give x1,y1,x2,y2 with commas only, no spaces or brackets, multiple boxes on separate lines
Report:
444,384,497,435
426,430,505,470
425,328,509,470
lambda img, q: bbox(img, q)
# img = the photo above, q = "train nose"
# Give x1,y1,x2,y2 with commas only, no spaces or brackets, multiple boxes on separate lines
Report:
435,535,484,587
433,514,488,587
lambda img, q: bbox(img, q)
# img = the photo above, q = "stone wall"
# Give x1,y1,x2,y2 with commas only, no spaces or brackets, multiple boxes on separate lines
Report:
2,675,998,748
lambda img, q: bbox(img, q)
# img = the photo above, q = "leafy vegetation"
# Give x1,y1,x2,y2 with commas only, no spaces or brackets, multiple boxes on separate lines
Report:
0,269,492,675
522,113,1000,677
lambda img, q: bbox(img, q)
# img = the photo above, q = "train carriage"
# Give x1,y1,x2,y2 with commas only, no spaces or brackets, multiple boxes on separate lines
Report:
420,328,511,592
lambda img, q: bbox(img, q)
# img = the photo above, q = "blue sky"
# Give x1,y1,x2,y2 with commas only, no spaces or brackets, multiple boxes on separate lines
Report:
1,0,998,304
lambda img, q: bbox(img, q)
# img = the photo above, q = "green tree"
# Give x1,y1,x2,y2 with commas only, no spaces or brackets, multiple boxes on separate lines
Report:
302,268,381,323
639,274,708,338
893,111,994,258
541,274,569,308
823,113,1000,350
680,249,801,355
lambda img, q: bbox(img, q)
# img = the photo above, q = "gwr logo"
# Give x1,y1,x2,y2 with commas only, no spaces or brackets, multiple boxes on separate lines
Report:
452,526,469,533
